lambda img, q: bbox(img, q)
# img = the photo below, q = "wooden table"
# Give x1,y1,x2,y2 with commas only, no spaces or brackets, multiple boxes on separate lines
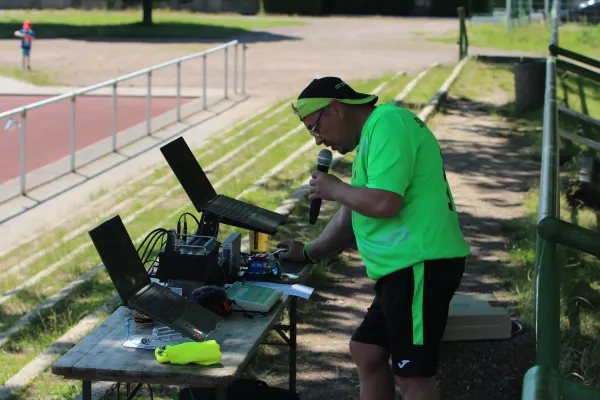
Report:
52,262,310,400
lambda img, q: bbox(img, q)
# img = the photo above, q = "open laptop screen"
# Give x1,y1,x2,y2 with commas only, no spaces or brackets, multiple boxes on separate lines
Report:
88,215,152,305
160,137,217,212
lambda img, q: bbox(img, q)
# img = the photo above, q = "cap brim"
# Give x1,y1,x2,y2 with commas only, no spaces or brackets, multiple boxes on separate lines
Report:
293,93,378,120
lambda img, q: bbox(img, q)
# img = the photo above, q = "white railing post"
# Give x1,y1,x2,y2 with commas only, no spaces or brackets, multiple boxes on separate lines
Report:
19,110,26,196
176,61,181,122
224,47,228,100
234,43,238,94
146,70,152,135
70,95,76,172
242,44,247,94
112,82,117,152
203,54,207,110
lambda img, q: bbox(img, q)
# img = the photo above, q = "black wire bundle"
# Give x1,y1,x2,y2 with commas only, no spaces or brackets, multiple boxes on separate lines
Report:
135,213,202,275
136,228,169,274
177,212,199,227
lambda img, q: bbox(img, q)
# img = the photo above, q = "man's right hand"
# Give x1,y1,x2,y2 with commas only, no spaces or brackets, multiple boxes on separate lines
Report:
276,239,305,262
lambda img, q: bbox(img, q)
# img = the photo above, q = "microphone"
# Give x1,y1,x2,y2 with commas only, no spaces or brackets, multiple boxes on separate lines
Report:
309,149,333,225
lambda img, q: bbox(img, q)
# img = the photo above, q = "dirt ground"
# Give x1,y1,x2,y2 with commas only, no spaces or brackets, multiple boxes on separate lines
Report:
0,17,461,98
245,94,539,400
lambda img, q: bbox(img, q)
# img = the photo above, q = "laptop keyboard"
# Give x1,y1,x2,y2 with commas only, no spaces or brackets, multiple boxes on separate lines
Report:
211,197,261,220
144,286,192,324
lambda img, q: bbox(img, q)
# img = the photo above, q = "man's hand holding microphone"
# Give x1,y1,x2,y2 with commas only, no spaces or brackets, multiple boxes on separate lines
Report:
277,149,352,264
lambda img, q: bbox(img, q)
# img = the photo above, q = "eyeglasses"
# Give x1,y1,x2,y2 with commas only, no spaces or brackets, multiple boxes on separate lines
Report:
308,107,326,137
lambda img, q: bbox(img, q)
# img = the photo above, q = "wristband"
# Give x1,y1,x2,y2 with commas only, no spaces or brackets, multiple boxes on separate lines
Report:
303,242,316,264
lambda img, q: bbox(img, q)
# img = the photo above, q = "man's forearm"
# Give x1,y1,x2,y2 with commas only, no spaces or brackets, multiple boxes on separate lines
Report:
308,205,353,261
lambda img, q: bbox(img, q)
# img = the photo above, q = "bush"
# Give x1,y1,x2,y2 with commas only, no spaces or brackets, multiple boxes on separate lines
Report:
322,0,373,14
430,0,494,17
261,0,323,15
375,0,414,15
321,0,413,15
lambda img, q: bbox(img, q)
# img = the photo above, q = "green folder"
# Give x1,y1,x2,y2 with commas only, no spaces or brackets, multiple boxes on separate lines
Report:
227,282,283,312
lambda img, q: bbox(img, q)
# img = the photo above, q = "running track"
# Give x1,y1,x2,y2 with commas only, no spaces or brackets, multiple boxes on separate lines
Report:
0,95,194,184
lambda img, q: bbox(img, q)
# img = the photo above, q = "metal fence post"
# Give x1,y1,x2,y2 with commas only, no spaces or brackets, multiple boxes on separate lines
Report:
507,0,512,30
146,70,152,135
234,43,239,94
536,57,561,372
70,95,76,172
203,54,207,110
19,110,26,196
112,83,117,152
176,61,181,122
242,44,247,95
458,7,465,60
224,47,229,100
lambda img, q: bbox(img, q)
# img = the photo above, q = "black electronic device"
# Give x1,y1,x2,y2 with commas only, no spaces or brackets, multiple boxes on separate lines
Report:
88,215,223,341
309,149,333,225
155,232,225,285
159,137,286,235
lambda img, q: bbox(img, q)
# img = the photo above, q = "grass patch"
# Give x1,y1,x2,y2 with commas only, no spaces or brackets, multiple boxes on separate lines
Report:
500,188,600,388
375,73,412,103
400,64,456,113
427,21,600,59
0,66,61,86
449,59,600,163
0,9,303,40
449,59,600,388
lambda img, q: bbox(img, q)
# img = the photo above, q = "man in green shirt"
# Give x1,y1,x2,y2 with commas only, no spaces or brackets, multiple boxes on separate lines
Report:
278,77,471,400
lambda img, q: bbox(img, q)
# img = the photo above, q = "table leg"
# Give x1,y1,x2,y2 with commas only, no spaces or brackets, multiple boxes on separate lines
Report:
289,296,297,393
82,380,92,400
215,384,228,400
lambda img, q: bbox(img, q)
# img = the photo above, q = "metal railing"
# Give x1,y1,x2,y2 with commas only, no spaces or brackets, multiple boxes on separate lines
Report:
458,7,470,61
0,39,247,198
522,0,600,398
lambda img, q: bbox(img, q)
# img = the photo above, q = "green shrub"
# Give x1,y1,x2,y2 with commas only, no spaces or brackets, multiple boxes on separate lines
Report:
375,0,415,15
322,0,373,14
261,0,324,15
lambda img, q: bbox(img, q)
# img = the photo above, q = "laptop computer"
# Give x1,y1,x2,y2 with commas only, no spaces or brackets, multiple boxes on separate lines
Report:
159,137,286,235
88,215,223,341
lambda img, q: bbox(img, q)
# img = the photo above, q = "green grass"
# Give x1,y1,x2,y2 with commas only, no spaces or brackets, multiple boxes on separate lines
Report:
396,64,457,113
450,59,600,388
427,22,600,59
0,9,303,40
0,66,61,86
501,189,600,388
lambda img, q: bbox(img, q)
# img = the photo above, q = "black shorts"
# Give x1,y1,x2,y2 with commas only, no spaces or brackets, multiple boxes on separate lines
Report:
351,257,465,378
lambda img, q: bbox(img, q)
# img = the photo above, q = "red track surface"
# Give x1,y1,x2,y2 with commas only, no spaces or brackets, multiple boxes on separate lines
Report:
0,95,194,184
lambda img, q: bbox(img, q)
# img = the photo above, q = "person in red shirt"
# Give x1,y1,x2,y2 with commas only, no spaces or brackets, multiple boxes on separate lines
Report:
14,20,35,71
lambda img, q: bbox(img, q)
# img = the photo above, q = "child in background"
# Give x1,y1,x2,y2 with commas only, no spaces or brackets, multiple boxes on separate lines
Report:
14,20,35,71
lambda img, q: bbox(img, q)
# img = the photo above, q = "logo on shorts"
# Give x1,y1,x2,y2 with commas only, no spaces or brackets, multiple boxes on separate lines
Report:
398,360,411,369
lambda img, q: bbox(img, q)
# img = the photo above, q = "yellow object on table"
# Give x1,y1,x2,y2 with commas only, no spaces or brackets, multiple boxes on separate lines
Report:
249,230,268,253
155,340,222,366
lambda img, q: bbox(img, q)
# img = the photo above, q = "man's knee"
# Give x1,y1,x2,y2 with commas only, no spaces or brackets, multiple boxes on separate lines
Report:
394,376,439,400
349,340,389,371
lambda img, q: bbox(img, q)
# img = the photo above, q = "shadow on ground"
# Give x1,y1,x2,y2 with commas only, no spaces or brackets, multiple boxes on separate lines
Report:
0,23,300,44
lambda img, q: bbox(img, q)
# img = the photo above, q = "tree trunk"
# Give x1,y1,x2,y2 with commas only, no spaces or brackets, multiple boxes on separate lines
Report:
142,0,153,26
